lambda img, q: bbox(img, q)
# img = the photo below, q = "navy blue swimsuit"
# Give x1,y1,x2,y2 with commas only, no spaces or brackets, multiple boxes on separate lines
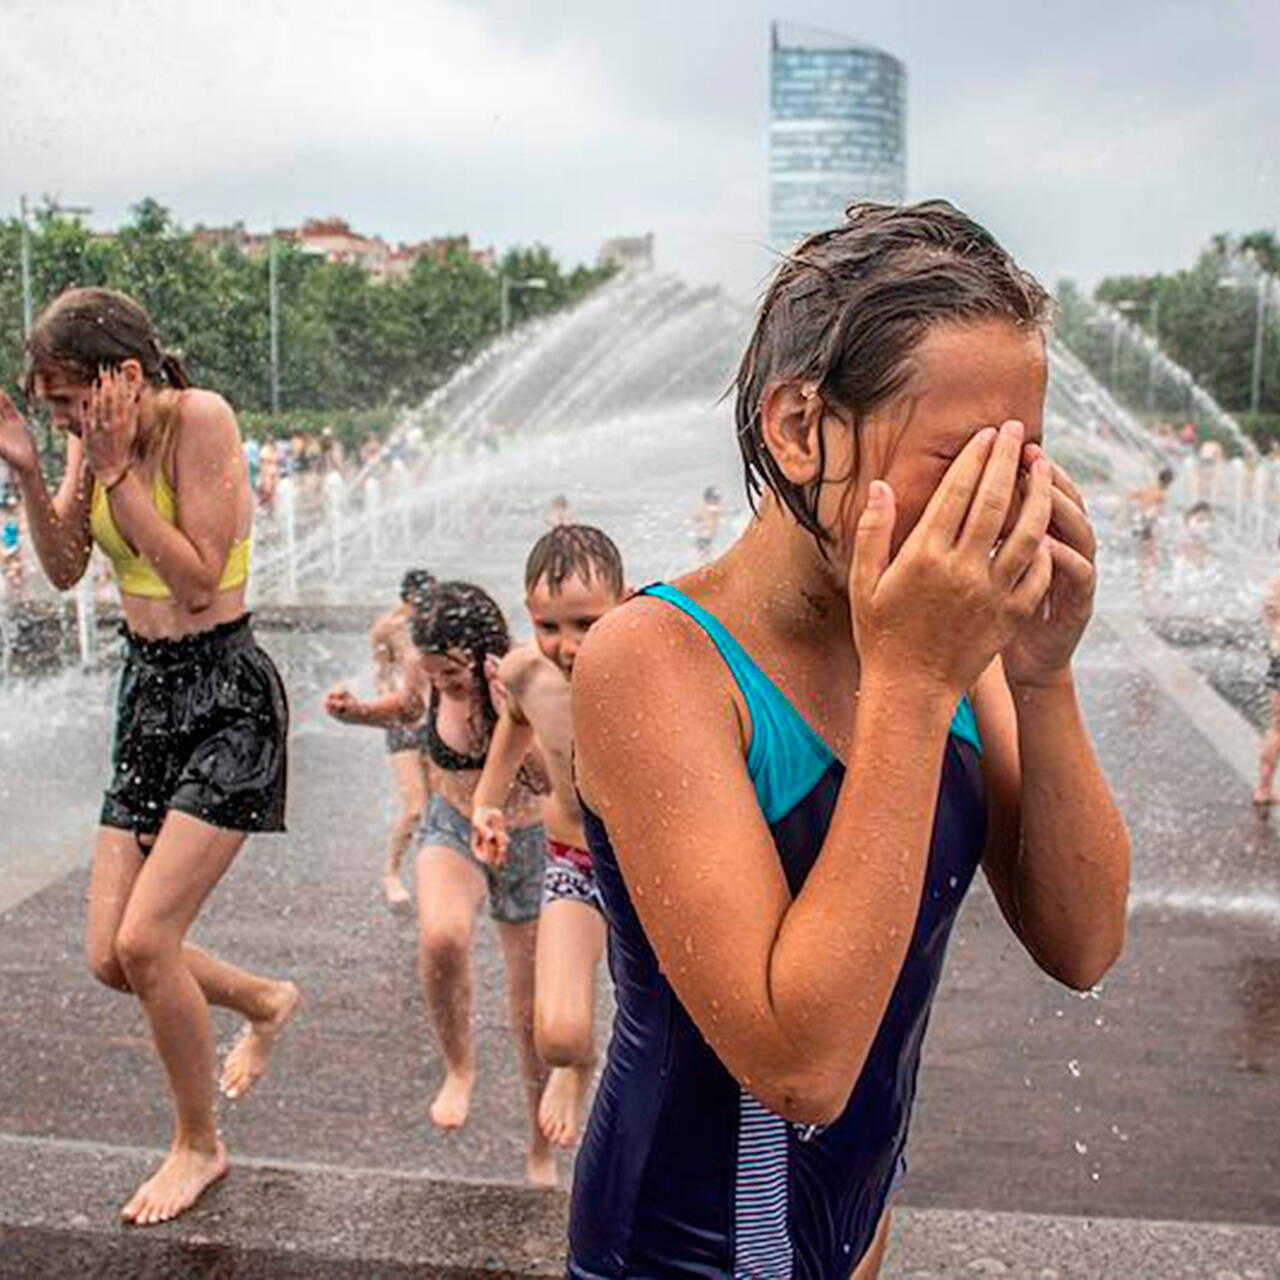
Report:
569,584,987,1279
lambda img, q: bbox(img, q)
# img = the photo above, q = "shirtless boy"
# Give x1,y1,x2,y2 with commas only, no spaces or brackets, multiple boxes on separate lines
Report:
472,525,627,1147
370,569,436,904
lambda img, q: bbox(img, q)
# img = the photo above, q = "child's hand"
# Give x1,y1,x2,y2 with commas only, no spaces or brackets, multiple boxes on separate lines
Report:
851,420,1054,700
1000,445,1096,690
485,653,510,714
84,368,139,486
0,390,39,477
471,806,509,867
324,686,360,721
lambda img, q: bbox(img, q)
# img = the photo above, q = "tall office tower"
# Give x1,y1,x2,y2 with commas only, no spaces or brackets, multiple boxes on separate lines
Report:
769,21,907,246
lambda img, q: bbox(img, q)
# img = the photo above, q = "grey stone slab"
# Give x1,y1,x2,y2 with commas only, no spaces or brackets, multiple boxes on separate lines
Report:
882,1207,1280,1278
1,1136,1276,1278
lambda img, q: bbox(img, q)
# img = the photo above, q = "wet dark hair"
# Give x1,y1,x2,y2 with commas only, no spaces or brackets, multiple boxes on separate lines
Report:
411,580,511,745
23,287,191,398
399,568,437,609
524,524,625,597
1158,467,1175,488
736,199,1052,547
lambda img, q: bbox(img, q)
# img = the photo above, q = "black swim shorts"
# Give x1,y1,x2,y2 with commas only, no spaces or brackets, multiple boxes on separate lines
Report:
100,615,289,843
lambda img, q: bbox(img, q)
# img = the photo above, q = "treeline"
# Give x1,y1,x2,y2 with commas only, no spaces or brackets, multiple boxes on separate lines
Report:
0,197,616,428
1056,230,1280,444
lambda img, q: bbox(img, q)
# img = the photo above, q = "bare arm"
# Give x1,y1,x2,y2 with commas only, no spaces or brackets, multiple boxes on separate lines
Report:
326,650,427,728
1263,578,1280,636
0,392,93,589
974,659,1130,990
985,448,1130,988
370,614,400,695
472,699,536,814
100,389,244,612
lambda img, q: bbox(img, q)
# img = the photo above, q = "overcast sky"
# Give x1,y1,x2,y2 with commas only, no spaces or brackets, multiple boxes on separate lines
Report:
1,0,1275,301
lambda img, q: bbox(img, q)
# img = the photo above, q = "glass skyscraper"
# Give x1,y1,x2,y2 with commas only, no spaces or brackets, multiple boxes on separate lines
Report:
769,21,907,247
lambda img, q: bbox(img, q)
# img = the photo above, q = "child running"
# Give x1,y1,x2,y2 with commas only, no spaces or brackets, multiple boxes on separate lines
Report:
325,581,556,1185
568,202,1131,1278
1255,536,1280,807
369,568,437,904
471,525,626,1148
0,288,297,1226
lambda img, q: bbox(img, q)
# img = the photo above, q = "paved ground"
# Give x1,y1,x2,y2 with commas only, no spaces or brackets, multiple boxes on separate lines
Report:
0,605,1278,1274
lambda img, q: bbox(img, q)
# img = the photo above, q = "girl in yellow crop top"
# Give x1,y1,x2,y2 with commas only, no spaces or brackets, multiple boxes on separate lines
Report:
0,286,297,1229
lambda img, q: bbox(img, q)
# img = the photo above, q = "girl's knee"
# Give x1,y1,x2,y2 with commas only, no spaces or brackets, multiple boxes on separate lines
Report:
535,1007,594,1067
86,942,130,992
421,923,471,970
113,924,175,993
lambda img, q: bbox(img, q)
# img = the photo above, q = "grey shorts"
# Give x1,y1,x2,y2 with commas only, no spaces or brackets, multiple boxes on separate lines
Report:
418,795,544,924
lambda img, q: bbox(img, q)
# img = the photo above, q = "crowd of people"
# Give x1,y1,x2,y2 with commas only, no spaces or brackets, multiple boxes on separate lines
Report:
0,201,1134,1279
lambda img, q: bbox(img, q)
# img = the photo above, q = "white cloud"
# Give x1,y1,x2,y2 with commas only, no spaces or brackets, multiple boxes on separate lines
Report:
0,0,621,190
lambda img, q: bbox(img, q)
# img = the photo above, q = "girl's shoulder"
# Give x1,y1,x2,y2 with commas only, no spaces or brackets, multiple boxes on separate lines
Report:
173,388,238,436
574,590,745,733
167,390,243,472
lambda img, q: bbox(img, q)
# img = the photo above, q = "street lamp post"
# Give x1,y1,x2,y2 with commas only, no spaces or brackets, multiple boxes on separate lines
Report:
500,274,548,336
20,196,32,339
269,235,281,415
1115,296,1161,412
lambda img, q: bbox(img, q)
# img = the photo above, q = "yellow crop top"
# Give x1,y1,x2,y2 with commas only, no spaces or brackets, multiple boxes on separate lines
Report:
90,470,251,599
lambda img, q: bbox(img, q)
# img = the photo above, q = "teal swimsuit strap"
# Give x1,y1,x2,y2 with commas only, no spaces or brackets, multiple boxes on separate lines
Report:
640,584,981,824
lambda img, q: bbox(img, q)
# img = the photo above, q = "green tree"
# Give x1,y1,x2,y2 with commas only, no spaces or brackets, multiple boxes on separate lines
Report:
1,199,618,444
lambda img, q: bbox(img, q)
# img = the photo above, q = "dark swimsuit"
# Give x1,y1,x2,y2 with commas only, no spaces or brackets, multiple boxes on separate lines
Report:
569,584,987,1280
417,687,544,924
422,688,488,771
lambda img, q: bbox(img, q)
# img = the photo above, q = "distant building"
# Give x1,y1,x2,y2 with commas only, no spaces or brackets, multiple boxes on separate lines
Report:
768,20,907,246
189,218,495,281
598,233,655,273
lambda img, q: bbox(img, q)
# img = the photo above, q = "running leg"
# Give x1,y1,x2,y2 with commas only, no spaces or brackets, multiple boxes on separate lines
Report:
416,845,485,1128
1257,691,1280,806
385,749,426,904
535,897,605,1147
497,917,555,1186
85,826,299,1092
113,811,252,1225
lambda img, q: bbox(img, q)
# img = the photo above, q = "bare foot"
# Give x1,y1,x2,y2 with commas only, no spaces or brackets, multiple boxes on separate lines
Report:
121,1141,227,1226
538,1064,593,1148
429,1068,475,1129
383,872,411,906
220,980,301,1100
525,1145,558,1188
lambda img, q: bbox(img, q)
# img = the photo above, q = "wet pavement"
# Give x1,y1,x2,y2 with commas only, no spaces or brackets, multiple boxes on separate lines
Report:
0,608,1278,1272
